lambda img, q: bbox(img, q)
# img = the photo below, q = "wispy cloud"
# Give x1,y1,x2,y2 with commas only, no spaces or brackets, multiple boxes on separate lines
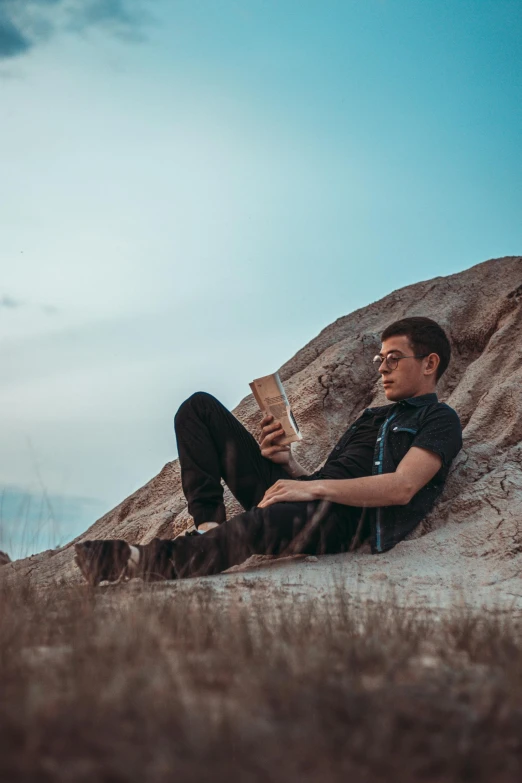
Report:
41,303,59,315
0,0,152,60
0,293,58,314
0,13,31,58
0,294,23,308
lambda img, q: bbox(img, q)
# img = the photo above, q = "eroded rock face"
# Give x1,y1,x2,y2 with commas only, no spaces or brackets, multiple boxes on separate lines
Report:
3,255,522,588
0,551,11,567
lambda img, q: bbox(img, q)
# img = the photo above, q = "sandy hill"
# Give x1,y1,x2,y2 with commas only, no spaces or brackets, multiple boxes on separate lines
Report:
2,255,522,593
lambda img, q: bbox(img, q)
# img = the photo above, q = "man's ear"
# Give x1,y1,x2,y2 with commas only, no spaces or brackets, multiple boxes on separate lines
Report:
424,353,440,377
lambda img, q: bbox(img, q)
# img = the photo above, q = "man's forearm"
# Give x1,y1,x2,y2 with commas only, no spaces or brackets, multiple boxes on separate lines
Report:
312,473,412,507
284,455,310,478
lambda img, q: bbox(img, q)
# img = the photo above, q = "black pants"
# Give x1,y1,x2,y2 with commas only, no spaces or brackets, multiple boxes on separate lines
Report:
172,392,359,578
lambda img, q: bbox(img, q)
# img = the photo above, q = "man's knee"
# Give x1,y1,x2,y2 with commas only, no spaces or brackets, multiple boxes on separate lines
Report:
174,391,221,427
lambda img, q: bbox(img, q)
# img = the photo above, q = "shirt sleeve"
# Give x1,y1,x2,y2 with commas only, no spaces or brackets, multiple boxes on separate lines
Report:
411,405,463,469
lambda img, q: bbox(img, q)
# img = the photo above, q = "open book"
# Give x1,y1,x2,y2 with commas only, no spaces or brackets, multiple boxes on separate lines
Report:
249,372,302,446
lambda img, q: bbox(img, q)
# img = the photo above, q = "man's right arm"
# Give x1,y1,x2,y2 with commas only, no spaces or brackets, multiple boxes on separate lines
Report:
258,414,309,477
284,455,309,478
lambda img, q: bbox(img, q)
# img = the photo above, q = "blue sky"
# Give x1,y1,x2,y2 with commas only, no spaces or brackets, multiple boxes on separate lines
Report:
0,0,520,557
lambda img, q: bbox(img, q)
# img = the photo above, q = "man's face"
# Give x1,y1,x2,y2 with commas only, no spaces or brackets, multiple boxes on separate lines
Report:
376,335,433,401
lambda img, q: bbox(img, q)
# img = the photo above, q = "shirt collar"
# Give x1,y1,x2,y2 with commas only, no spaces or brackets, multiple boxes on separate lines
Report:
365,392,438,416
399,393,438,407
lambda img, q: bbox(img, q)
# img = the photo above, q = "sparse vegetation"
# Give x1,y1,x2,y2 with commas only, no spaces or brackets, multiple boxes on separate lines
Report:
1,579,522,782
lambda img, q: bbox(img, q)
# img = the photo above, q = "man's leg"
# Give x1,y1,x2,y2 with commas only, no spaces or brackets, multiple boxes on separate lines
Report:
170,499,358,578
73,500,356,585
174,391,289,527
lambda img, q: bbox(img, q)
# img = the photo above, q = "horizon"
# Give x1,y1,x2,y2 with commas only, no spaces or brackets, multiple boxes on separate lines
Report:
1,0,521,558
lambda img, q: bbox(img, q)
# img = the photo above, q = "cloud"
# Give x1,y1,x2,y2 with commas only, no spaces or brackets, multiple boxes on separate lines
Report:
67,0,148,41
0,294,23,308
0,293,58,314
0,0,151,59
41,303,59,315
0,14,31,58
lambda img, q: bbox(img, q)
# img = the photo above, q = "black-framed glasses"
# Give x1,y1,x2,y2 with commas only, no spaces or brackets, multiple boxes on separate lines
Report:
373,353,429,371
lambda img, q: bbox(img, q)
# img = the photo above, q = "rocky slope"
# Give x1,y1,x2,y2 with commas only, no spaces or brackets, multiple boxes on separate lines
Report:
2,255,522,590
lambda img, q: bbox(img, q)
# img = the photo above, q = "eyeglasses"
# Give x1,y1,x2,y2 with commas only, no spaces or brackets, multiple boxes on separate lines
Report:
373,353,429,371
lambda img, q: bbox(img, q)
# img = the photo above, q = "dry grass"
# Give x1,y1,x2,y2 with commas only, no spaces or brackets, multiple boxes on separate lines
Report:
1,579,522,782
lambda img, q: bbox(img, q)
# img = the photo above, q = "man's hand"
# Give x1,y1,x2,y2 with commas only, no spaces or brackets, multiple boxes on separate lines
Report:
258,479,320,508
258,413,292,466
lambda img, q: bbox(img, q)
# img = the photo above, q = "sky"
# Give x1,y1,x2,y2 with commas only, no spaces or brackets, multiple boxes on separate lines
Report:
1,0,521,557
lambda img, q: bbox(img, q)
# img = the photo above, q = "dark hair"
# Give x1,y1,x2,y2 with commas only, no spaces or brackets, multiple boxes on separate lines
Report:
380,317,451,381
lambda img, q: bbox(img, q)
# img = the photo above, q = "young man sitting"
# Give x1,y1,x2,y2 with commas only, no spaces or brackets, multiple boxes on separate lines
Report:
75,317,462,585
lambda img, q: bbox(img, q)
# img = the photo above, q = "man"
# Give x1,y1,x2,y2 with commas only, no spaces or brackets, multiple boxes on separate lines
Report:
75,317,462,584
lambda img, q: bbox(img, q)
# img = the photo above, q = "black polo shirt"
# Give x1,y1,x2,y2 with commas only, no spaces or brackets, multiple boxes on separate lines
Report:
303,412,387,481
299,393,462,553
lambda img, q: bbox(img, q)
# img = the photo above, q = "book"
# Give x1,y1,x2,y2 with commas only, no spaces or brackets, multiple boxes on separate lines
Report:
249,372,302,446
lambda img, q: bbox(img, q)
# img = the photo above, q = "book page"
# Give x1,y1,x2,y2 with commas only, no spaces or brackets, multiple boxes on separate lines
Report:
249,372,302,445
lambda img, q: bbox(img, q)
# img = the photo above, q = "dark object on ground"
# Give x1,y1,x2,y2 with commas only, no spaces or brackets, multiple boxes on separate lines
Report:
74,540,133,586
0,551,11,567
74,538,178,586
